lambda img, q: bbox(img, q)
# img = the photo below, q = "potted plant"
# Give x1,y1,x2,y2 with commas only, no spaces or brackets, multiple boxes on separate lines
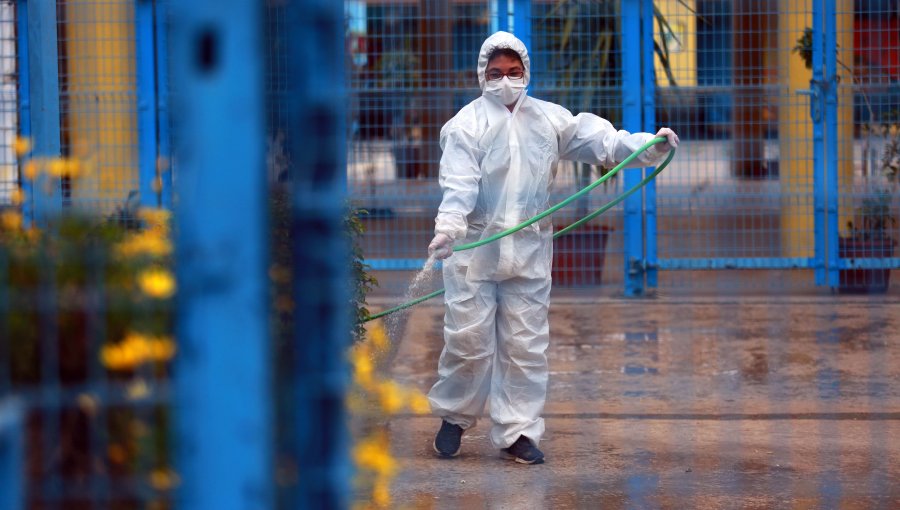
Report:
553,161,617,288
838,134,899,293
539,2,680,287
553,218,612,287
795,27,898,293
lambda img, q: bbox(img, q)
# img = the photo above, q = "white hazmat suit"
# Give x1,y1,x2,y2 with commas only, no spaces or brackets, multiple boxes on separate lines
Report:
427,31,672,449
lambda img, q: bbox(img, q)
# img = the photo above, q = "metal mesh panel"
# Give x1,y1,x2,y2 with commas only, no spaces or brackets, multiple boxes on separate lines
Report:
2,1,898,508
532,1,626,289
346,1,898,296
835,0,899,292
58,0,140,215
0,220,175,508
651,0,813,292
347,2,492,294
1,2,174,508
0,2,16,205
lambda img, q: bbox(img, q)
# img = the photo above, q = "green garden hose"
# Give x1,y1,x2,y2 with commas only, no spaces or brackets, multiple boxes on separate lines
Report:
364,136,676,322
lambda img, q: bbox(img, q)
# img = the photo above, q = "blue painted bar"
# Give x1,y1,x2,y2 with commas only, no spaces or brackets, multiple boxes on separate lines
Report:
494,0,508,33
283,0,351,507
25,0,62,223
823,0,840,287
155,0,172,209
0,398,23,510
620,0,644,297
135,0,158,208
512,0,530,51
15,0,32,227
641,0,657,289
656,257,814,270
811,0,826,286
836,258,900,270
170,1,271,508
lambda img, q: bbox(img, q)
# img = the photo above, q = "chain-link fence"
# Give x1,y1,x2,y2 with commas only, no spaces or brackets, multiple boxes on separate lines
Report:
347,0,899,296
0,1,898,509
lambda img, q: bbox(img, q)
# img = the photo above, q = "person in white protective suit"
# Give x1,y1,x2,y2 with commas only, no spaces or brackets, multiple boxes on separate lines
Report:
427,31,678,464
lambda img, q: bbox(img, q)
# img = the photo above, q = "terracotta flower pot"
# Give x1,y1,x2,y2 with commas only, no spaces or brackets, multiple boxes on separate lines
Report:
552,225,611,287
838,236,896,294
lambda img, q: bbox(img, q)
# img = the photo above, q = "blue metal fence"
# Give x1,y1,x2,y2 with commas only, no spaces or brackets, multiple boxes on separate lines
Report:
2,2,177,509
0,398,23,510
0,3,16,211
3,0,170,221
348,0,900,296
0,0,899,508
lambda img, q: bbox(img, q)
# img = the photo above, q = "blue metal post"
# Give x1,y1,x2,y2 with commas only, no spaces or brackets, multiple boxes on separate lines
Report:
283,0,350,507
135,0,158,208
641,0,658,289
811,0,827,286
15,0,32,227
494,0,509,33
154,0,172,210
0,398,23,510
621,0,644,296
170,1,271,508
512,0,531,50
25,0,62,224
823,0,839,287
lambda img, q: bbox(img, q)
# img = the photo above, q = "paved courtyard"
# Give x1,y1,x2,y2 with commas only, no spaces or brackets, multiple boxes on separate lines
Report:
368,294,900,509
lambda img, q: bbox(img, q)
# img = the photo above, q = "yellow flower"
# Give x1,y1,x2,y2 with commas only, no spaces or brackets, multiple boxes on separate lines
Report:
14,136,31,157
407,391,431,415
372,477,391,508
100,332,177,371
138,267,176,299
0,210,23,231
151,337,177,361
46,158,67,177
47,158,82,178
377,380,406,414
368,323,389,351
22,160,39,180
149,469,180,491
350,346,374,388
352,433,396,476
116,232,173,258
64,159,83,178
138,207,171,228
9,189,25,206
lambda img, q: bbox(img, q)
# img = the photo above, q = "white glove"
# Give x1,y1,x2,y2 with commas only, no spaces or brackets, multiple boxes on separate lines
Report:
654,127,679,151
428,233,453,260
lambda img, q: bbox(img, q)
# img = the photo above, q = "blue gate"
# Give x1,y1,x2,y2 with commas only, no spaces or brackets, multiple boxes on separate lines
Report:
348,0,900,296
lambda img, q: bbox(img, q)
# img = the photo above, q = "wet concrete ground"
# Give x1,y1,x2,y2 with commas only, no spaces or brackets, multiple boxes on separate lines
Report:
373,295,900,509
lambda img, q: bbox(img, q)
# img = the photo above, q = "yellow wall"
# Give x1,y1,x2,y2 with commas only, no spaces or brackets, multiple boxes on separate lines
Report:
837,0,854,236
778,0,855,257
653,0,696,87
777,0,814,258
66,0,137,214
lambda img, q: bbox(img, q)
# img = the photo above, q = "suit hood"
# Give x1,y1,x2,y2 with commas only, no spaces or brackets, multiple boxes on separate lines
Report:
477,31,531,91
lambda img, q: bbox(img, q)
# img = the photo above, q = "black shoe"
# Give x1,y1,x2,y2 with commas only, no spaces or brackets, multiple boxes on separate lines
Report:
501,435,544,464
433,420,464,458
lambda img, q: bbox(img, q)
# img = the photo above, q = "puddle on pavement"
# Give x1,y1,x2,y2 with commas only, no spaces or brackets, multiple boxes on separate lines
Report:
383,300,900,508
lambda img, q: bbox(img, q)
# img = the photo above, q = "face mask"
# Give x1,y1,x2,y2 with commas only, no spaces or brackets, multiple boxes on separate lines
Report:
484,77,526,106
